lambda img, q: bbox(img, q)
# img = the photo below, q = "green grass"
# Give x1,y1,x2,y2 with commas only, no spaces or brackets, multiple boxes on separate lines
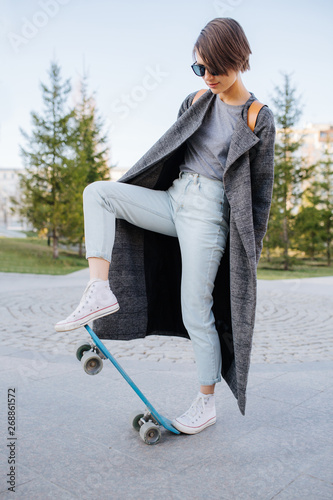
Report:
0,237,332,279
0,237,88,275
257,258,333,280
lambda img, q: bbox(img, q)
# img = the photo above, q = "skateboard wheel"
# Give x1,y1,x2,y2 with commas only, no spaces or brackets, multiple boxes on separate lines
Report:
139,422,161,445
75,342,92,361
81,351,103,375
129,410,144,432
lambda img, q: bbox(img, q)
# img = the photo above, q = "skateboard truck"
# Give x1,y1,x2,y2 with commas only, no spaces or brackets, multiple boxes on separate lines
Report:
130,408,162,444
74,325,181,444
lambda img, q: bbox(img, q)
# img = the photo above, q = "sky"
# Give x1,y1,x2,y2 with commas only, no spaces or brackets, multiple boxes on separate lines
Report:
1,0,332,170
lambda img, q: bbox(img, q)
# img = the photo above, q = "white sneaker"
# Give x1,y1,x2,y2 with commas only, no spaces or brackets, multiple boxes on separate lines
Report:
172,392,216,434
54,279,119,332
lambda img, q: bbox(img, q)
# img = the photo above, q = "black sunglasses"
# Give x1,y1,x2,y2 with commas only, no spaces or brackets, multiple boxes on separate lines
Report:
191,63,219,77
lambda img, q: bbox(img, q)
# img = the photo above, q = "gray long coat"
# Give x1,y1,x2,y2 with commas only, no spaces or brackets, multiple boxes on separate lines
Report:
95,89,276,415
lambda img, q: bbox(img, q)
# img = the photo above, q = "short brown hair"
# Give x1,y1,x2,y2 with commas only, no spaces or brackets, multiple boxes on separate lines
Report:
193,18,252,75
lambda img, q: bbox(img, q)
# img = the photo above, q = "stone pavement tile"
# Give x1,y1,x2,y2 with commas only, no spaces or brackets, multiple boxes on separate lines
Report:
273,363,333,392
0,365,47,391
0,459,40,497
232,423,328,474
167,462,233,500
246,371,286,388
250,363,295,376
267,404,333,446
0,350,60,373
247,369,323,407
0,478,77,499
15,427,110,480
216,392,294,444
0,346,20,357
272,474,333,500
18,386,120,438
1,350,332,499
0,353,77,389
43,434,182,500
246,364,292,392
171,454,296,500
52,467,188,500
17,383,130,432
195,424,329,500
11,414,219,500
176,397,331,500
299,385,333,414
250,361,333,380
302,450,333,485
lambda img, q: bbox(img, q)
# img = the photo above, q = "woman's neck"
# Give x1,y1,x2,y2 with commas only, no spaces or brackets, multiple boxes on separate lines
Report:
219,75,251,106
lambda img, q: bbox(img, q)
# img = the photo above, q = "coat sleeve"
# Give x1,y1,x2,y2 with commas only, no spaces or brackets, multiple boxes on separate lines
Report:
250,106,276,264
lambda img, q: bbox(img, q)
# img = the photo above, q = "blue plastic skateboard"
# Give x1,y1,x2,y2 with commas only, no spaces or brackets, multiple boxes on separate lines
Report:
75,324,180,444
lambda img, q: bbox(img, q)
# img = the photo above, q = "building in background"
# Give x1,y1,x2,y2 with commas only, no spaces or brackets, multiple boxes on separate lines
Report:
298,124,333,204
0,167,27,231
110,165,129,181
296,123,333,165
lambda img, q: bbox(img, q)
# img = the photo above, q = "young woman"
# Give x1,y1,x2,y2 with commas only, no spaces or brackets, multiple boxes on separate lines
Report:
55,18,275,434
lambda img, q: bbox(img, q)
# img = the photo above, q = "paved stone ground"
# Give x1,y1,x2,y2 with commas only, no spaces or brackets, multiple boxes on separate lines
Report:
0,270,332,499
0,270,332,364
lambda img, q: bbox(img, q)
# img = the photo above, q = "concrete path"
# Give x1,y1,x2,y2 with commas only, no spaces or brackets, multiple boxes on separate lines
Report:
0,226,27,238
0,271,332,499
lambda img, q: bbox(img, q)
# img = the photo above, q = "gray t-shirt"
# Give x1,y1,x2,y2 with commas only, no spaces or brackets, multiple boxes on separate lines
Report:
180,96,245,181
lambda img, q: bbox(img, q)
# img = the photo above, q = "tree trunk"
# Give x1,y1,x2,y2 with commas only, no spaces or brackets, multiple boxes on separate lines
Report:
311,233,315,261
53,230,59,259
79,241,83,258
283,215,289,270
265,234,271,262
327,237,331,266
327,218,331,266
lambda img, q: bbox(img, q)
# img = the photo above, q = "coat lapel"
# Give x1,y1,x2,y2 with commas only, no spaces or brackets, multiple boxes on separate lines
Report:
224,99,260,174
122,91,260,184
223,96,261,265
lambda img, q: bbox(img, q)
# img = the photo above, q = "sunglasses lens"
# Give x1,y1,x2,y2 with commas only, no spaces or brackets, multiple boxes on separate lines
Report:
191,64,205,77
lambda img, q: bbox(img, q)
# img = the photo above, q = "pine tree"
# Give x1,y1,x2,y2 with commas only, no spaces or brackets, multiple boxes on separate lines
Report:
294,135,333,264
18,62,75,259
319,139,333,265
293,205,325,259
267,73,309,270
61,75,111,256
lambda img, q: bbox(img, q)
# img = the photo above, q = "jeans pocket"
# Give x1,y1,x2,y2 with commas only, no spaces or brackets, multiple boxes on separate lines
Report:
198,182,223,204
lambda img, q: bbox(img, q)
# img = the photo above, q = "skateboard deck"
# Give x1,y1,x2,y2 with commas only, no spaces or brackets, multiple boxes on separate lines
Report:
76,325,180,443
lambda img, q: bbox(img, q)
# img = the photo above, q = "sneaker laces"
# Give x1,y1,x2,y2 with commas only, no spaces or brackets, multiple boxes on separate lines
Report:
82,279,99,297
185,394,206,419
75,280,100,315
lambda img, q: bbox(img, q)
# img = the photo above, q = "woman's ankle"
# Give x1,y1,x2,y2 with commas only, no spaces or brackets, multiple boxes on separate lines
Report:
88,257,110,280
200,384,215,395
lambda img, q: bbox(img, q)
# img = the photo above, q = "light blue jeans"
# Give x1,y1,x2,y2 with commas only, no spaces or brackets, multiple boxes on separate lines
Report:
83,172,230,385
